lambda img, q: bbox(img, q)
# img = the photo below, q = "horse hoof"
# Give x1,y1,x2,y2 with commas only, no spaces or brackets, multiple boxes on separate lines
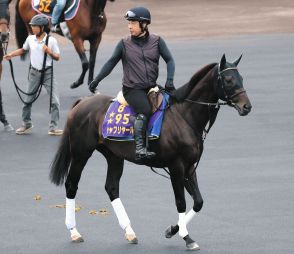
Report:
184,235,200,251
71,235,84,243
70,228,84,243
165,226,173,238
186,241,200,251
165,225,179,238
125,233,138,244
70,82,82,89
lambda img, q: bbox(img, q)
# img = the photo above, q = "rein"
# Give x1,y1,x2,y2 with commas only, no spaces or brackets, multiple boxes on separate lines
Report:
150,66,243,180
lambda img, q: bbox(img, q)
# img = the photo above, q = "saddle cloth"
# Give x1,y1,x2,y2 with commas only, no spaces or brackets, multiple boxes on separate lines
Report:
102,92,169,141
32,0,80,21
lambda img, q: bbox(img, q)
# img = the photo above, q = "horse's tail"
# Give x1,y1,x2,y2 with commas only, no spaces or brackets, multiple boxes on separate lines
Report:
49,126,71,186
49,99,84,186
15,0,28,60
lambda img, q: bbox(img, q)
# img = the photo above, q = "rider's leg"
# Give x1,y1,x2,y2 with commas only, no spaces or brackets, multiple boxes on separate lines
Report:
134,114,156,159
51,0,67,25
123,86,155,160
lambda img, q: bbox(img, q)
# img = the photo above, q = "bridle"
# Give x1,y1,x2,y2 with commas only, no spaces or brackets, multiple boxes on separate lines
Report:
182,64,247,139
184,64,246,108
152,63,248,180
0,20,10,54
217,65,246,105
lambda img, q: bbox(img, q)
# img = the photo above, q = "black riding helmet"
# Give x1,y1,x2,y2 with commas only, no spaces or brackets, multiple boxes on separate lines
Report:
29,14,49,26
124,7,151,24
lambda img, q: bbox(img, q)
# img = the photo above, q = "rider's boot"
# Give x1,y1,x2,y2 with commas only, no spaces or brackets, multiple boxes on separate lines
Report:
134,114,156,161
51,24,61,33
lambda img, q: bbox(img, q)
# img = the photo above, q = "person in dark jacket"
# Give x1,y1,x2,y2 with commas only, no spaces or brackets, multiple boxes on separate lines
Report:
89,6,175,161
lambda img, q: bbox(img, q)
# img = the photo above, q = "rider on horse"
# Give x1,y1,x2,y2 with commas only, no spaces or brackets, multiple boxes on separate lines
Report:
89,6,176,161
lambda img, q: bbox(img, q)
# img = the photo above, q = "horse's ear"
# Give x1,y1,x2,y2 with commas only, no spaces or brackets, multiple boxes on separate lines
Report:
220,54,226,70
233,54,243,66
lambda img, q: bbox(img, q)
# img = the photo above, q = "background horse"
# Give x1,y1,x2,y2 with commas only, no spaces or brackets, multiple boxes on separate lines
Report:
0,0,13,130
15,0,114,89
49,55,252,250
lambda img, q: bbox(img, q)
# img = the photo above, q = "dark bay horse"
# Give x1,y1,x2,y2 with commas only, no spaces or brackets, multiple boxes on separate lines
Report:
0,0,13,130
49,55,252,250
15,0,114,88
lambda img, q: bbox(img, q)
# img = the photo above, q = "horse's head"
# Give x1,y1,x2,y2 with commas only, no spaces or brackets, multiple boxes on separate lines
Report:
0,0,10,44
216,54,252,116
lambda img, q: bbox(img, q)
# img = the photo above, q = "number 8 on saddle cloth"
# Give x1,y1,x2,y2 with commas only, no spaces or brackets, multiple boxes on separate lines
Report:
102,92,169,141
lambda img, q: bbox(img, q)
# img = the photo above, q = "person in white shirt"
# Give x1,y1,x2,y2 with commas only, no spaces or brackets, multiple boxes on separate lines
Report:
4,14,63,136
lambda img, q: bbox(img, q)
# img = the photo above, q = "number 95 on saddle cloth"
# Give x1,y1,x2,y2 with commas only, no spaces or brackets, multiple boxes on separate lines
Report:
102,93,169,141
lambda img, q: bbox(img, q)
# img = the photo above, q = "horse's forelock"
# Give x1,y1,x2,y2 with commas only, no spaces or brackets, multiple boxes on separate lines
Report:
173,63,217,101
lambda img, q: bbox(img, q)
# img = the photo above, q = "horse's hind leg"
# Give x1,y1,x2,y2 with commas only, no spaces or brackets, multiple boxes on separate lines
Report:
102,148,138,244
64,153,93,242
88,35,102,85
70,38,89,89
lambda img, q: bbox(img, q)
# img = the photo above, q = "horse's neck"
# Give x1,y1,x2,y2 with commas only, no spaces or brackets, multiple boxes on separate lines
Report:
177,67,219,135
90,0,107,13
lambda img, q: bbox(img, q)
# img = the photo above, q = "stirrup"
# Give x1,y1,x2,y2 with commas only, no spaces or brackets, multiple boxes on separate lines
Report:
51,24,61,33
135,148,156,161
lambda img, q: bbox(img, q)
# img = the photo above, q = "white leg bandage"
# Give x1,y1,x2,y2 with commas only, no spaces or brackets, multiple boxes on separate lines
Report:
178,212,189,238
125,225,135,236
111,198,131,230
185,209,196,225
65,198,76,230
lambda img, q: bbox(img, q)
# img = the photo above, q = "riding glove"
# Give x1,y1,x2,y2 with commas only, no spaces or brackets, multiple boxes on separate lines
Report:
89,79,99,93
165,79,175,92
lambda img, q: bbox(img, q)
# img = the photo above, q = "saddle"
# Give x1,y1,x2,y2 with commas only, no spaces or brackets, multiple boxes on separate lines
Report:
116,86,164,114
32,0,80,21
102,89,169,141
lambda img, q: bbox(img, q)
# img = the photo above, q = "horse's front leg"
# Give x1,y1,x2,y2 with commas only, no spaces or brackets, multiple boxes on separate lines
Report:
103,149,138,244
70,38,89,89
168,166,200,250
165,170,203,239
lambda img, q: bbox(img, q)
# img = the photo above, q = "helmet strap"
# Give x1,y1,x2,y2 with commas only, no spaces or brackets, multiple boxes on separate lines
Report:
137,22,148,37
36,26,45,38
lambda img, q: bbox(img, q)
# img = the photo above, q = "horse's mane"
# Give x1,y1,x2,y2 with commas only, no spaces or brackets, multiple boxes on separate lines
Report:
173,63,217,101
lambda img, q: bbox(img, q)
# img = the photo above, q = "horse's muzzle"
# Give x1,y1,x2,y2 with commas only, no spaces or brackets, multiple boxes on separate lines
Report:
0,32,9,43
233,92,252,116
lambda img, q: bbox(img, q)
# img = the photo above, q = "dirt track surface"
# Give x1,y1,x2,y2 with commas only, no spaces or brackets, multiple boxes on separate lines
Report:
7,0,294,44
105,0,294,40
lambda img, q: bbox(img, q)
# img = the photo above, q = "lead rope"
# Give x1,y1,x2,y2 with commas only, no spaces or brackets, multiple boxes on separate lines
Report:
5,34,50,106
49,58,53,113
